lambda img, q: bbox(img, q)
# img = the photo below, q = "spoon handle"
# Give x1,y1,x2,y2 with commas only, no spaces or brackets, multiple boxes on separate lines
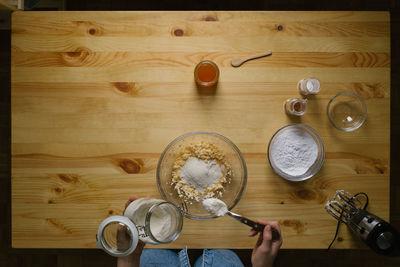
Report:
227,211,280,240
244,51,272,63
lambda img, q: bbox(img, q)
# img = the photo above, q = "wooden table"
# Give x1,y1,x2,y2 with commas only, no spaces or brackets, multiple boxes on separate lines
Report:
11,11,390,249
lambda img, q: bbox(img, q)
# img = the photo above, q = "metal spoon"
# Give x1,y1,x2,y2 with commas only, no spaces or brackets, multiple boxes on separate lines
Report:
202,198,280,240
231,51,272,67
226,210,280,240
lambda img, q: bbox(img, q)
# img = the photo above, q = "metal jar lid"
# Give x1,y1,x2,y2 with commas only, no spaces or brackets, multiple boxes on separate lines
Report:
96,215,139,257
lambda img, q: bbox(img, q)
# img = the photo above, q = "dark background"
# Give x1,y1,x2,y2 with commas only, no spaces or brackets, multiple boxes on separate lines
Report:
1,0,400,266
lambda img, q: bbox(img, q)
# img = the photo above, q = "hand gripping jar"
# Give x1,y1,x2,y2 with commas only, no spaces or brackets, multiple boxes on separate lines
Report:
97,198,183,257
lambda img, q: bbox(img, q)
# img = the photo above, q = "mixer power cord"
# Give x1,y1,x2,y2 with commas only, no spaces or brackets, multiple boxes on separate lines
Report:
327,192,369,251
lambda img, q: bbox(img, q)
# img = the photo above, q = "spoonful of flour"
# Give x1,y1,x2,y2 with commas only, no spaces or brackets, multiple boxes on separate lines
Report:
202,198,281,240
202,198,228,217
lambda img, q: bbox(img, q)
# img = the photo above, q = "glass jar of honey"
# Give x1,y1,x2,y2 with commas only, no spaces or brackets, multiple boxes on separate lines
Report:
194,60,219,88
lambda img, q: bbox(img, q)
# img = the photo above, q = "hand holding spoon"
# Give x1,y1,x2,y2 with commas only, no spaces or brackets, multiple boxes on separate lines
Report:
202,198,280,240
231,51,272,67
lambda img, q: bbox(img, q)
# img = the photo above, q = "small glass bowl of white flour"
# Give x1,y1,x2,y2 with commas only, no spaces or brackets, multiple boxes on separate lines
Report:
267,124,325,181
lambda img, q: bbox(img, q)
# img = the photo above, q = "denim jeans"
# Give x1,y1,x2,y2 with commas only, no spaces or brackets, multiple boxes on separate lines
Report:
140,247,244,267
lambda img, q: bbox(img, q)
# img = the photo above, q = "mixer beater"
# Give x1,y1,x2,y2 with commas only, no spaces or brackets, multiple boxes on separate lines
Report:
325,190,400,256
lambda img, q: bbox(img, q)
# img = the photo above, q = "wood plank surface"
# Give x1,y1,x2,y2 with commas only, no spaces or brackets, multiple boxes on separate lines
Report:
11,11,390,249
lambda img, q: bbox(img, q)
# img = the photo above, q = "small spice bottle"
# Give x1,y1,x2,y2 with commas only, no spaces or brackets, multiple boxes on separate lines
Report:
298,78,320,96
194,60,219,88
284,98,307,116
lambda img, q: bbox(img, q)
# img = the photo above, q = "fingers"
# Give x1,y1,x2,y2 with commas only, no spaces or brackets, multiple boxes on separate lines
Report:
256,220,281,238
125,195,140,208
266,221,282,243
118,224,127,232
251,225,273,252
258,221,282,251
116,225,131,251
136,240,145,251
271,235,283,256
269,221,281,236
250,220,282,258
249,220,282,241
256,220,277,228
248,229,258,237
261,225,273,248
128,195,139,202
254,230,264,249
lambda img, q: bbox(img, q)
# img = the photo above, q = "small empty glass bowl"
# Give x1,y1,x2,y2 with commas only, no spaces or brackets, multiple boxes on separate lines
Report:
327,92,367,132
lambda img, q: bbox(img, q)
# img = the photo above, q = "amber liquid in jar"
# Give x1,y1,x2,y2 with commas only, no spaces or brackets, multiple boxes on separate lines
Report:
194,60,219,88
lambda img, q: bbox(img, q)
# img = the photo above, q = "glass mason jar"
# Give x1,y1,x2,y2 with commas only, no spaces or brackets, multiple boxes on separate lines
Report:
123,198,183,244
97,198,183,257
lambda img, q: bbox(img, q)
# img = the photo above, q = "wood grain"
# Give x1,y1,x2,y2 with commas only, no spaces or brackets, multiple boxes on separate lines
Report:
12,20,389,37
12,36,390,52
12,52,390,68
11,11,390,249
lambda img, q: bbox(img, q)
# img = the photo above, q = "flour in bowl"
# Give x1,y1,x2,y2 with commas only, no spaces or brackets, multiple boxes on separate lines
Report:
172,142,232,202
180,157,223,191
270,128,318,176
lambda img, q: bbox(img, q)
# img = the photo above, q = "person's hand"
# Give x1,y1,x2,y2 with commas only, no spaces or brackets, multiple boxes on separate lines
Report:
117,196,147,267
248,220,282,267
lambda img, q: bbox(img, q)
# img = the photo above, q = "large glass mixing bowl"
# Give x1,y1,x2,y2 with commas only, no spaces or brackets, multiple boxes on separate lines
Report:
156,132,247,220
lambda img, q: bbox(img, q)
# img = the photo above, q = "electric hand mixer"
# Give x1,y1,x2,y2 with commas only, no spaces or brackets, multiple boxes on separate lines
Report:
325,190,400,256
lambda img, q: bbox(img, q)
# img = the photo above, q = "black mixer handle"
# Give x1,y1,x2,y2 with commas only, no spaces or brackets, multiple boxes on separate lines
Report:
366,221,400,257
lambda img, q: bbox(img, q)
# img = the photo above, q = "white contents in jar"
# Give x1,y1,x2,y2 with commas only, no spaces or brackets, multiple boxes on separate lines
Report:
180,157,223,191
299,78,320,95
124,198,173,244
202,198,228,217
270,128,318,176
149,206,172,241
306,80,314,91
